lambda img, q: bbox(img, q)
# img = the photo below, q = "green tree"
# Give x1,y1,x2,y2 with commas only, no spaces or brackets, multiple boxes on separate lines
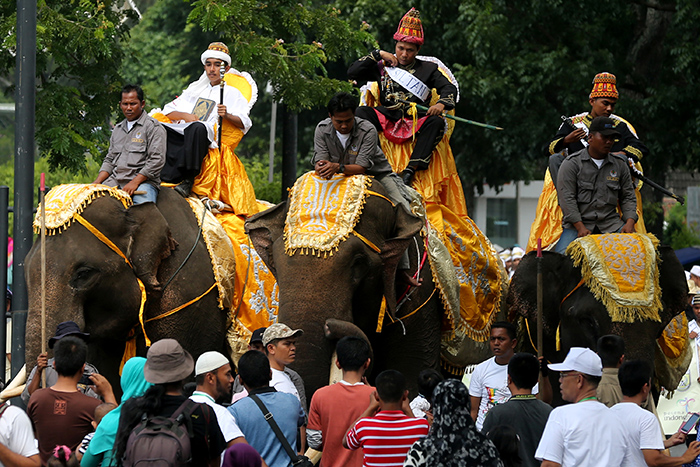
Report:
0,0,136,173
664,203,700,250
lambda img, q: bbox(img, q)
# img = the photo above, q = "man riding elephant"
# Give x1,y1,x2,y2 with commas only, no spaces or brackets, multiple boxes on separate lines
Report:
347,7,457,186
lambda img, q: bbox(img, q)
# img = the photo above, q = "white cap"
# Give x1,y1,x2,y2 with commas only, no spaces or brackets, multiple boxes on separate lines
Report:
686,271,691,281
511,246,525,260
499,249,512,262
195,351,229,376
691,265,700,278
548,347,603,377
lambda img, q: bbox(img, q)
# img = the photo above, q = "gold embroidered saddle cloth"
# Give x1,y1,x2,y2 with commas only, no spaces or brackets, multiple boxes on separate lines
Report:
566,233,662,323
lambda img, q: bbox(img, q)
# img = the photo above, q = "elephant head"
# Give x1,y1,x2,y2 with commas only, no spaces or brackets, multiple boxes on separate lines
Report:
507,246,687,401
25,187,227,390
246,178,441,396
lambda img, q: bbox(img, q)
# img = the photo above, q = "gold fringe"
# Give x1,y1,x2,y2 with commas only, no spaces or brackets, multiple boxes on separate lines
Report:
441,357,466,376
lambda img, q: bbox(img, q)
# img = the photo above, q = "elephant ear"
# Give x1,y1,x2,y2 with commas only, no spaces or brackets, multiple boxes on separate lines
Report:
380,203,424,314
245,201,288,276
126,203,177,294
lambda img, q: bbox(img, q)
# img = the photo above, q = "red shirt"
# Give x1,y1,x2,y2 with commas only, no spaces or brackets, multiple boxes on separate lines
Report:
345,410,429,467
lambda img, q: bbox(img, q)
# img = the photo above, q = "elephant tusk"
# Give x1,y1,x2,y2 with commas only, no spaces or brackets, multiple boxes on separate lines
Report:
0,364,27,402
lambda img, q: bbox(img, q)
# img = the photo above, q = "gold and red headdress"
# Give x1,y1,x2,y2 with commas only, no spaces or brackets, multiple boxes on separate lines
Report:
590,72,618,99
393,8,424,46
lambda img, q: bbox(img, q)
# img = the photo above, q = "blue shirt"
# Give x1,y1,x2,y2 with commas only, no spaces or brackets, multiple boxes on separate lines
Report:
228,388,305,467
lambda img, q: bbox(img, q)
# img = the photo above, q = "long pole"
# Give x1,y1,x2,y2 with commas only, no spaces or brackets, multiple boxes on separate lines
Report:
218,63,225,148
387,95,504,130
39,174,46,388
536,238,543,359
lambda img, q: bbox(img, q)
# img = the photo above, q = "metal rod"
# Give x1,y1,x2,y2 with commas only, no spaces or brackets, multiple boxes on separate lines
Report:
536,238,543,359
40,174,46,388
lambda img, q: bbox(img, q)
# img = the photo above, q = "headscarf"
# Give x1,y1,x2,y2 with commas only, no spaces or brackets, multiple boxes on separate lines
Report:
81,357,153,467
222,444,262,467
404,380,503,467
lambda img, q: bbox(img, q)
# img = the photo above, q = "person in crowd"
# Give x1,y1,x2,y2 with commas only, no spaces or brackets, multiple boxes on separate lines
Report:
612,360,699,466
114,339,226,467
347,8,457,186
93,84,166,205
486,425,522,467
159,42,253,198
81,357,152,467
554,116,638,253
409,369,443,419
47,447,79,467
482,352,552,467
307,336,374,467
76,403,116,461
535,347,627,467
403,379,502,467
0,401,40,467
23,321,101,404
28,337,116,465
228,350,305,467
222,444,263,467
191,351,246,447
688,295,700,339
509,247,525,279
263,324,304,402
232,327,266,403
690,266,700,289
470,322,549,431
344,370,429,466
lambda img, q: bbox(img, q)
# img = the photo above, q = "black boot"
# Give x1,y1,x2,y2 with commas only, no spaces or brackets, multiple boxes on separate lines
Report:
174,178,194,198
401,166,416,186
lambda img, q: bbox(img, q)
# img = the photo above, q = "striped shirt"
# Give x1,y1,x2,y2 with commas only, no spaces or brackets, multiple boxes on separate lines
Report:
345,410,429,467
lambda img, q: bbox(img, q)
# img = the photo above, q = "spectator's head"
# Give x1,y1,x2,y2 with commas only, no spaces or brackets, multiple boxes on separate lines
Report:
143,339,194,385
326,92,357,135
486,425,522,467
120,84,145,122
500,249,512,272
490,321,517,361
510,247,525,272
618,359,653,399
375,369,407,404
248,327,266,352
54,336,87,378
430,379,473,430
92,403,117,429
263,323,303,368
335,336,371,372
48,321,89,349
691,265,700,287
588,72,618,118
596,334,625,368
47,446,79,467
237,350,271,390
693,294,700,322
416,369,443,403
222,443,262,467
195,351,234,401
507,352,539,391
120,357,153,404
549,347,603,402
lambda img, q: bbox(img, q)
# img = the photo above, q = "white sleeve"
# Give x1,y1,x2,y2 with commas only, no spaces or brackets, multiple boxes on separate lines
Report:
535,410,565,463
219,408,245,442
639,413,665,450
306,428,323,450
7,407,40,458
222,86,252,134
468,364,485,398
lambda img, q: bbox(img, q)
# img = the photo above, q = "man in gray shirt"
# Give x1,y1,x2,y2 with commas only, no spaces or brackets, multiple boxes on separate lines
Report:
94,84,166,205
554,116,638,253
312,91,417,282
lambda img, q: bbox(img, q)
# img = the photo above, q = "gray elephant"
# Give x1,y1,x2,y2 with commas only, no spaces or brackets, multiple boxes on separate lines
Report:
507,247,689,405
246,177,496,396
25,186,229,395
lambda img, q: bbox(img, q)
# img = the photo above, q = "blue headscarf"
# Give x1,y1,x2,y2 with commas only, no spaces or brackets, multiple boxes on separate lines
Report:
80,357,152,467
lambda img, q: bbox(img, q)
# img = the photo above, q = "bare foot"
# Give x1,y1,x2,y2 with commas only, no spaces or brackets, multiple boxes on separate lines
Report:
399,270,422,287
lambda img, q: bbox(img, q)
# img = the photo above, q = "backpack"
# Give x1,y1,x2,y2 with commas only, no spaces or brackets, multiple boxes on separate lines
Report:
123,398,198,467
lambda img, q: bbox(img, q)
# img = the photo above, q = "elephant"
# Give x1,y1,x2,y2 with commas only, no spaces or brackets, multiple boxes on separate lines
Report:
246,177,495,397
25,187,229,395
507,247,688,405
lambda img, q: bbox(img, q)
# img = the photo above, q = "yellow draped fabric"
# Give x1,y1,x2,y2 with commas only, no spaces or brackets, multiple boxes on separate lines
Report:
285,173,372,257
526,169,647,252
566,233,662,323
33,184,133,234
654,313,692,393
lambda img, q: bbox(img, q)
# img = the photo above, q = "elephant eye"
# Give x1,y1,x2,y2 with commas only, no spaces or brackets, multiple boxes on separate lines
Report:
70,266,100,290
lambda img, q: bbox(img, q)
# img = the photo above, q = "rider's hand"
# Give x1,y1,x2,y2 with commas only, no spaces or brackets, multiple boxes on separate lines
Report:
563,128,586,144
122,179,140,195
217,104,227,117
36,353,48,372
379,50,398,67
314,160,336,179
427,103,445,116
621,219,636,234
574,222,591,238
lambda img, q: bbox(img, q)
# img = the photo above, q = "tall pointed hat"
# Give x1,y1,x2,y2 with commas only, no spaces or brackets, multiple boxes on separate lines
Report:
590,72,618,99
393,8,424,46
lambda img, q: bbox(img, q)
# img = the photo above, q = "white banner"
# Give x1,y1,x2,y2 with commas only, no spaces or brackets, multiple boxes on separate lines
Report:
657,339,700,435
384,66,431,102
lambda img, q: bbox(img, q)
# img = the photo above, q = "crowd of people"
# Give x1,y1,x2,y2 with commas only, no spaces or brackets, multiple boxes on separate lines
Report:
3,316,700,467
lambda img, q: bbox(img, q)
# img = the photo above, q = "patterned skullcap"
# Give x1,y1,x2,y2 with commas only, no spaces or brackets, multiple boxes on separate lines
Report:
201,41,231,66
393,8,424,46
590,72,618,100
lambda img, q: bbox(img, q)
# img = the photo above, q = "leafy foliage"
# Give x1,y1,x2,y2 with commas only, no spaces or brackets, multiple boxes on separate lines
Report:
664,202,700,250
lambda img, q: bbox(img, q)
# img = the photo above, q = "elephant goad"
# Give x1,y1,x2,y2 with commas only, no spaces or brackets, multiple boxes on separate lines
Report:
246,174,503,397
25,185,230,395
507,240,690,404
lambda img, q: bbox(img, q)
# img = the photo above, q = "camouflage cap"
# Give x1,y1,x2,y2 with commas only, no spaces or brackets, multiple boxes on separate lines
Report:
262,323,304,346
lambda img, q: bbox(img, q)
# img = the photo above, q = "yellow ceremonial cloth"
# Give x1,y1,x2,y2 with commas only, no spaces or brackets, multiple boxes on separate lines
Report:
526,169,647,253
655,313,692,393
566,233,662,323
285,172,372,256
33,184,133,234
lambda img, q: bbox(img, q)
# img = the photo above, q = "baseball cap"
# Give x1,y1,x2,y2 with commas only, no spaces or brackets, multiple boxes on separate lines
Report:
548,347,603,377
250,327,267,345
589,116,621,137
195,351,230,376
262,323,303,346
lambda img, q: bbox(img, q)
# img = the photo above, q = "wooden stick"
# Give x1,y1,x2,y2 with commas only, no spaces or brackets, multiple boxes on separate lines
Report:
40,173,46,388
536,238,543,359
